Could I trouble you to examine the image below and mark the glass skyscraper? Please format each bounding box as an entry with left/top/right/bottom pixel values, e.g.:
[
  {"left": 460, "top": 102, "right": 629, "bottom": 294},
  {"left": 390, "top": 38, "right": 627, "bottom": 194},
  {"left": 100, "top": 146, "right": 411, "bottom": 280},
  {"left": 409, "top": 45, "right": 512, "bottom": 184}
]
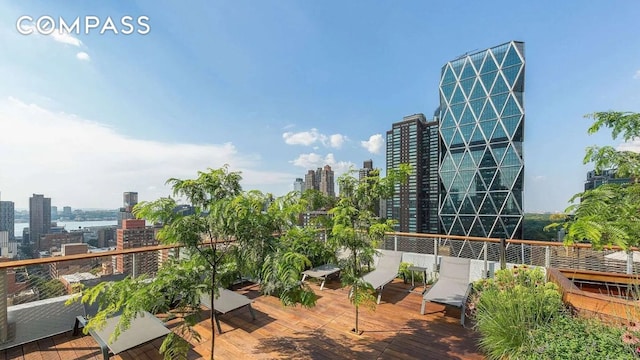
[{"left": 438, "top": 41, "right": 525, "bottom": 239}]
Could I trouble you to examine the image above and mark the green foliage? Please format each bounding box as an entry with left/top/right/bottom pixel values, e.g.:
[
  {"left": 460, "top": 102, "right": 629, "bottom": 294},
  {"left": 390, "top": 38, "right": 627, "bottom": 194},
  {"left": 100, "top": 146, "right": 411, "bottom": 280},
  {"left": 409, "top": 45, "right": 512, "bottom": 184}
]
[
  {"left": 71, "top": 166, "right": 320, "bottom": 360},
  {"left": 261, "top": 251, "right": 317, "bottom": 308},
  {"left": 548, "top": 111, "right": 640, "bottom": 250},
  {"left": 278, "top": 226, "right": 333, "bottom": 267},
  {"left": 472, "top": 266, "right": 564, "bottom": 360},
  {"left": 522, "top": 213, "right": 557, "bottom": 241},
  {"left": 521, "top": 315, "right": 631, "bottom": 359}
]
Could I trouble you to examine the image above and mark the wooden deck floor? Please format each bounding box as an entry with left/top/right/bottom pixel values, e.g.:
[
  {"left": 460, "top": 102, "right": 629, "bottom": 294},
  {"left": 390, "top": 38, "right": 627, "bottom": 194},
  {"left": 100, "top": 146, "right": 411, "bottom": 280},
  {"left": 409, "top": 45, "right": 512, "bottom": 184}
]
[{"left": 0, "top": 279, "right": 484, "bottom": 359}]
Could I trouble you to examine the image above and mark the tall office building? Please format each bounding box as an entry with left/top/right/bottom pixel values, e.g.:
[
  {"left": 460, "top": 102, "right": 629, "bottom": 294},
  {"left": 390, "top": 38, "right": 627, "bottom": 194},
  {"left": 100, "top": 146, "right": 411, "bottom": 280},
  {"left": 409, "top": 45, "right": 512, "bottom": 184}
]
[
  {"left": 293, "top": 178, "right": 304, "bottom": 193},
  {"left": 116, "top": 219, "right": 158, "bottom": 276},
  {"left": 118, "top": 191, "right": 138, "bottom": 228},
  {"left": 29, "top": 194, "right": 51, "bottom": 249},
  {"left": 0, "top": 200, "right": 15, "bottom": 241},
  {"left": 438, "top": 41, "right": 525, "bottom": 239},
  {"left": 359, "top": 159, "right": 374, "bottom": 181},
  {"left": 386, "top": 114, "right": 440, "bottom": 234},
  {"left": 319, "top": 165, "right": 335, "bottom": 197},
  {"left": 304, "top": 170, "right": 317, "bottom": 192}
]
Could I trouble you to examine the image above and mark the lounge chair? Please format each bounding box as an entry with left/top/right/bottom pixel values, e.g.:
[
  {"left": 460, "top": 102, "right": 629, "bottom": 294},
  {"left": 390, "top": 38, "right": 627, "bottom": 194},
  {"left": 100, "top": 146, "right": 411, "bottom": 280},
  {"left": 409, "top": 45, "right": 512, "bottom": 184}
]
[
  {"left": 73, "top": 299, "right": 170, "bottom": 360},
  {"left": 362, "top": 250, "right": 403, "bottom": 304},
  {"left": 200, "top": 288, "right": 256, "bottom": 334},
  {"left": 420, "top": 256, "right": 472, "bottom": 326},
  {"left": 301, "top": 264, "right": 341, "bottom": 290},
  {"left": 301, "top": 249, "right": 350, "bottom": 290}
]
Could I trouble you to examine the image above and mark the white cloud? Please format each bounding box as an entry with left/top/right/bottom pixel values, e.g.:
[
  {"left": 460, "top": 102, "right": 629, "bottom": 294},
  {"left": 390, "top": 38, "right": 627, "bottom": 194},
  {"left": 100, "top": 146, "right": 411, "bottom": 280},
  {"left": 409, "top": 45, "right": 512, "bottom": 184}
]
[
  {"left": 283, "top": 128, "right": 321, "bottom": 146},
  {"left": 51, "top": 30, "right": 83, "bottom": 47},
  {"left": 282, "top": 128, "right": 347, "bottom": 149},
  {"left": 617, "top": 138, "right": 640, "bottom": 153},
  {"left": 0, "top": 97, "right": 295, "bottom": 208},
  {"left": 328, "top": 134, "right": 346, "bottom": 149},
  {"left": 361, "top": 134, "right": 384, "bottom": 154},
  {"left": 21, "top": 24, "right": 83, "bottom": 47},
  {"left": 634, "top": 70, "right": 640, "bottom": 80},
  {"left": 290, "top": 152, "right": 354, "bottom": 176},
  {"left": 76, "top": 52, "right": 90, "bottom": 61}
]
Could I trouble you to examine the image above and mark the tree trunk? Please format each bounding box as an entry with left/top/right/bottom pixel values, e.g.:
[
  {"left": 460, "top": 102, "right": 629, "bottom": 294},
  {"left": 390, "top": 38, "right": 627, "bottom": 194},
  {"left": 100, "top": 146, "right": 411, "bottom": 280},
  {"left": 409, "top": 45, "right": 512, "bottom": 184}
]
[{"left": 210, "top": 274, "right": 215, "bottom": 360}]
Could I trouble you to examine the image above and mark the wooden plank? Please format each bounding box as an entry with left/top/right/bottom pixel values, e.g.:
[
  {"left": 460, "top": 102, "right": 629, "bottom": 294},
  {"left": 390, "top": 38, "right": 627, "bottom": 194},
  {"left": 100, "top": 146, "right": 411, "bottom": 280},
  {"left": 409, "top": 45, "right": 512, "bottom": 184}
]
[{"left": 5, "top": 280, "right": 484, "bottom": 359}]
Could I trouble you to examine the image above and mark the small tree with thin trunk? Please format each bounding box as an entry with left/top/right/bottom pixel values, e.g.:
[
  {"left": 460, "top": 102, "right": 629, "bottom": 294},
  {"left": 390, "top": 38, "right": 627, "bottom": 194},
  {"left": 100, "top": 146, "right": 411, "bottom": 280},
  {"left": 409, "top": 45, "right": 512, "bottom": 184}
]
[
  {"left": 328, "top": 164, "right": 411, "bottom": 334},
  {"left": 74, "top": 166, "right": 317, "bottom": 359}
]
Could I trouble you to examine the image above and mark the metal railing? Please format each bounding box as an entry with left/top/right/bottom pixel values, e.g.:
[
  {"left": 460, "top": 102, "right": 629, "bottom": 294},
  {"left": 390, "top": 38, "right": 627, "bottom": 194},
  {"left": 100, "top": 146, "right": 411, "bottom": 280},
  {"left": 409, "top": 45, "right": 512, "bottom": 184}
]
[
  {"left": 0, "top": 232, "right": 637, "bottom": 349},
  {"left": 380, "top": 232, "right": 640, "bottom": 275}
]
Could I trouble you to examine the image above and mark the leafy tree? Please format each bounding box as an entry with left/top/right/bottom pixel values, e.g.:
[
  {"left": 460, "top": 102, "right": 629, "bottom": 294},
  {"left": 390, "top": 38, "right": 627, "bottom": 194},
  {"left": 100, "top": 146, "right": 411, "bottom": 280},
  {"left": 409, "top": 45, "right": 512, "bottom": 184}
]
[
  {"left": 73, "top": 166, "right": 317, "bottom": 359},
  {"left": 328, "top": 165, "right": 411, "bottom": 334},
  {"left": 547, "top": 112, "right": 640, "bottom": 250}
]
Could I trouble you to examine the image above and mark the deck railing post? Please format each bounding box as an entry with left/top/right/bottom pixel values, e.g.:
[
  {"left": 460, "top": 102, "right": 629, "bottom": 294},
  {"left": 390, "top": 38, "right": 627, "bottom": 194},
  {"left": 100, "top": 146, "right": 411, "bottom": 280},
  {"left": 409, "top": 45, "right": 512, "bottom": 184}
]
[
  {"left": 132, "top": 253, "right": 137, "bottom": 278},
  {"left": 394, "top": 235, "right": 398, "bottom": 252},
  {"left": 545, "top": 246, "right": 551, "bottom": 269},
  {"left": 433, "top": 238, "right": 438, "bottom": 257},
  {"left": 0, "top": 267, "right": 8, "bottom": 343},
  {"left": 499, "top": 238, "right": 506, "bottom": 270},
  {"left": 483, "top": 242, "right": 489, "bottom": 278},
  {"left": 627, "top": 251, "right": 633, "bottom": 275}
]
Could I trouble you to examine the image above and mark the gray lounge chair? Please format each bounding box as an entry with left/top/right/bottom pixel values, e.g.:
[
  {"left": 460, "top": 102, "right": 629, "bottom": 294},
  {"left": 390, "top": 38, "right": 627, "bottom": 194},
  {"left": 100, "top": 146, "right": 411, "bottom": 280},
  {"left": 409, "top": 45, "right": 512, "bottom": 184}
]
[
  {"left": 301, "top": 264, "right": 342, "bottom": 290},
  {"left": 420, "top": 256, "right": 472, "bottom": 326},
  {"left": 200, "top": 288, "right": 256, "bottom": 334},
  {"left": 301, "top": 249, "right": 351, "bottom": 290},
  {"left": 73, "top": 300, "right": 170, "bottom": 360},
  {"left": 362, "top": 250, "right": 403, "bottom": 304}
]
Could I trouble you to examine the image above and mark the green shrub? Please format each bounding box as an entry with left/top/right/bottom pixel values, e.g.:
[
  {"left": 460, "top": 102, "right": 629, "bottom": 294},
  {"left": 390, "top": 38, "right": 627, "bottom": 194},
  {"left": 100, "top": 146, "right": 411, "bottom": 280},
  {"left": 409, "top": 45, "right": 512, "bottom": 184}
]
[
  {"left": 472, "top": 266, "right": 564, "bottom": 360},
  {"left": 522, "top": 314, "right": 631, "bottom": 359}
]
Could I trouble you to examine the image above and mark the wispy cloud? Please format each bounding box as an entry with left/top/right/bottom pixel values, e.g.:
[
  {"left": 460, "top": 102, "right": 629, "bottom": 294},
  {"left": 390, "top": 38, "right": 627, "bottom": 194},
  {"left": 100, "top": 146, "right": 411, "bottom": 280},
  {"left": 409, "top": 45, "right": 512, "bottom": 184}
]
[
  {"left": 634, "top": 70, "right": 640, "bottom": 80},
  {"left": 76, "top": 52, "right": 90, "bottom": 61},
  {"left": 282, "top": 128, "right": 347, "bottom": 149},
  {"left": 361, "top": 134, "right": 384, "bottom": 154},
  {"left": 21, "top": 24, "right": 89, "bottom": 60},
  {"left": 0, "top": 97, "right": 294, "bottom": 208},
  {"left": 51, "top": 30, "right": 83, "bottom": 47}
]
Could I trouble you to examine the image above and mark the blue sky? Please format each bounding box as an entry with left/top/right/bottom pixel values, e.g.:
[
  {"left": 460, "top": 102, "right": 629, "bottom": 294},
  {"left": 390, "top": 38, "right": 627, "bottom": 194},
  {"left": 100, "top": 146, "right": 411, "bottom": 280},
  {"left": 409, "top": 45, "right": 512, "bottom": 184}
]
[{"left": 0, "top": 1, "right": 639, "bottom": 211}]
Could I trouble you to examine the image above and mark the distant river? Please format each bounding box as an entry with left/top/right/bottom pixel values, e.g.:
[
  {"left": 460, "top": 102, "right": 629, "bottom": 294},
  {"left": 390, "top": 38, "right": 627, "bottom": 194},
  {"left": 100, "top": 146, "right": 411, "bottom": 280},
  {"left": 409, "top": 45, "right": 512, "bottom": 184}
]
[{"left": 14, "top": 220, "right": 117, "bottom": 236}]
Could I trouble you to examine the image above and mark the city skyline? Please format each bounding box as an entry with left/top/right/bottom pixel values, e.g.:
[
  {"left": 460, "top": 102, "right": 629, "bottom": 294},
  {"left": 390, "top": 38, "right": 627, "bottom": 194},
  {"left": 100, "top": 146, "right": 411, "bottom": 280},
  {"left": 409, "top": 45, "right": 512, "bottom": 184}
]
[{"left": 1, "top": 1, "right": 639, "bottom": 211}]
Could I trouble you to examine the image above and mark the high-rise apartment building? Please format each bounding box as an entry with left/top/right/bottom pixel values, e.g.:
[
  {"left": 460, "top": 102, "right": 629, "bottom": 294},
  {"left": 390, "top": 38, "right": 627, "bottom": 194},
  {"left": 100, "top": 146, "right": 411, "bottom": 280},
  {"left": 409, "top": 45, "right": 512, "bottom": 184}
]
[
  {"left": 438, "top": 41, "right": 525, "bottom": 239},
  {"left": 304, "top": 170, "right": 316, "bottom": 192},
  {"left": 116, "top": 219, "right": 158, "bottom": 276},
  {"left": 386, "top": 114, "right": 440, "bottom": 234},
  {"left": 293, "top": 178, "right": 304, "bottom": 193},
  {"left": 29, "top": 194, "right": 51, "bottom": 249},
  {"left": 0, "top": 200, "right": 15, "bottom": 241},
  {"left": 118, "top": 191, "right": 138, "bottom": 228},
  {"left": 319, "top": 165, "right": 335, "bottom": 197}
]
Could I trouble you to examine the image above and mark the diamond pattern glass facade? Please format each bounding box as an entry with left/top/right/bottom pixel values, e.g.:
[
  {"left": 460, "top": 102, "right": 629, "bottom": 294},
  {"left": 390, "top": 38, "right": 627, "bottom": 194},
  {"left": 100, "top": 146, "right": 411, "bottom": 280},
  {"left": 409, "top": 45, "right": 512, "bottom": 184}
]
[{"left": 438, "top": 41, "right": 525, "bottom": 239}]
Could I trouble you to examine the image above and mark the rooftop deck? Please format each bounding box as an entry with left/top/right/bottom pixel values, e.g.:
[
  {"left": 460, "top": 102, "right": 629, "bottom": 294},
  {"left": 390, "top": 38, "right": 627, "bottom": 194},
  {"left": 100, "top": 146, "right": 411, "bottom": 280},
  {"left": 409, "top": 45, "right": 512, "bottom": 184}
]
[{"left": 0, "top": 279, "right": 483, "bottom": 359}]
